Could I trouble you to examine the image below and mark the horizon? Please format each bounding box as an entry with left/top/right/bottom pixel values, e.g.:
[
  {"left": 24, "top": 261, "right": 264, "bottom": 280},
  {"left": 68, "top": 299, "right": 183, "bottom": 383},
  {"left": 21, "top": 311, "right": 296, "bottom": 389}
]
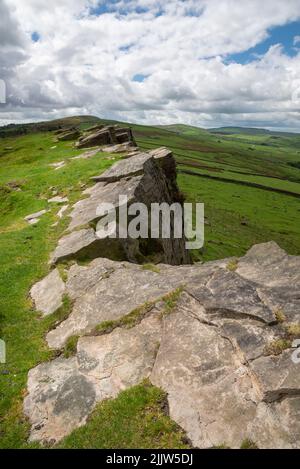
[{"left": 1, "top": 114, "right": 300, "bottom": 135}]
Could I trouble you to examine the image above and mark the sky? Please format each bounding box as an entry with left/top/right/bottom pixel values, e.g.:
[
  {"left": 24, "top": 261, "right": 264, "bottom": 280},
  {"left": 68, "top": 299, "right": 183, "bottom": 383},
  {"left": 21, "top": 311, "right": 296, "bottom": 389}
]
[{"left": 0, "top": 0, "right": 300, "bottom": 131}]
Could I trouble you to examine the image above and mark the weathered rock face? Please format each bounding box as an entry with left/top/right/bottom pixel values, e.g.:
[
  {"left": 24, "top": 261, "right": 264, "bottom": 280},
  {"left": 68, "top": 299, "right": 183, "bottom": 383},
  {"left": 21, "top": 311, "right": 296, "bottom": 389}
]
[
  {"left": 25, "top": 242, "right": 300, "bottom": 447},
  {"left": 75, "top": 125, "right": 136, "bottom": 150},
  {"left": 50, "top": 148, "right": 191, "bottom": 266},
  {"left": 57, "top": 129, "right": 80, "bottom": 141}
]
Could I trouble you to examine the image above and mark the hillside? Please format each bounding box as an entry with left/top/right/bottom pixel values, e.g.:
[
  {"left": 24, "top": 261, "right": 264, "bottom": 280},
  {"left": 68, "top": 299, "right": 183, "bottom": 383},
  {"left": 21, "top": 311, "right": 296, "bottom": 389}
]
[
  {"left": 0, "top": 116, "right": 300, "bottom": 448},
  {"left": 209, "top": 126, "right": 300, "bottom": 137}
]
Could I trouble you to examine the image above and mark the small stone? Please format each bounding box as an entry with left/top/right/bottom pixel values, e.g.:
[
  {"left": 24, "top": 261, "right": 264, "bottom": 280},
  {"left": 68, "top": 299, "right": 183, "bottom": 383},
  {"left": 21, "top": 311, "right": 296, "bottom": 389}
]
[
  {"left": 25, "top": 210, "right": 47, "bottom": 222},
  {"left": 57, "top": 205, "right": 69, "bottom": 219},
  {"left": 48, "top": 196, "right": 69, "bottom": 204},
  {"left": 49, "top": 161, "right": 65, "bottom": 170}
]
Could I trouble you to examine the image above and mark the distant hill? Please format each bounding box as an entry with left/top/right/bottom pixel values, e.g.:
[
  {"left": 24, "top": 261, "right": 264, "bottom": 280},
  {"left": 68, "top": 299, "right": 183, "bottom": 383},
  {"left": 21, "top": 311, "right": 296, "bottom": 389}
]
[
  {"left": 208, "top": 126, "right": 300, "bottom": 137},
  {"left": 0, "top": 115, "right": 101, "bottom": 138},
  {"left": 158, "top": 124, "right": 211, "bottom": 137}
]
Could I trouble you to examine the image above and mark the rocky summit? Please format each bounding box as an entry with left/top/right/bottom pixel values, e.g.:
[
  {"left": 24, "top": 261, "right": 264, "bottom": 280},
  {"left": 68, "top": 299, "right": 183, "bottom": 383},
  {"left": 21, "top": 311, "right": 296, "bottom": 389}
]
[{"left": 25, "top": 148, "right": 300, "bottom": 448}]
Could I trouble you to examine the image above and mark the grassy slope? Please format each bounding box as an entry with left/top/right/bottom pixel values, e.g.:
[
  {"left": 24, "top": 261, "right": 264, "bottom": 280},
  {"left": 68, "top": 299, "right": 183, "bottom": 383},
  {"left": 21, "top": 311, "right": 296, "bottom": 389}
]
[
  {"left": 0, "top": 116, "right": 300, "bottom": 448},
  {"left": 131, "top": 122, "right": 300, "bottom": 261}
]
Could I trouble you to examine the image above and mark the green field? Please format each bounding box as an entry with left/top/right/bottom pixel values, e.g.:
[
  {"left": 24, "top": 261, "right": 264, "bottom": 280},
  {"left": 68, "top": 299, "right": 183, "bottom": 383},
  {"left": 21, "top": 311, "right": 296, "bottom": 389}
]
[{"left": 0, "top": 116, "right": 299, "bottom": 448}]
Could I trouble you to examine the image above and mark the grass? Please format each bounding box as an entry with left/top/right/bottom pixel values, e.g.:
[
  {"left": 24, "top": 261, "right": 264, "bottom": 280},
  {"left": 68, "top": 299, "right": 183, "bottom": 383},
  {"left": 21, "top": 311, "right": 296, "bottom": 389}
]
[
  {"left": 161, "top": 287, "right": 184, "bottom": 316},
  {"left": 284, "top": 323, "right": 300, "bottom": 338},
  {"left": 274, "top": 309, "right": 286, "bottom": 324},
  {"left": 240, "top": 439, "right": 259, "bottom": 449},
  {"left": 227, "top": 259, "right": 238, "bottom": 272},
  {"left": 264, "top": 339, "right": 292, "bottom": 356},
  {"left": 93, "top": 301, "right": 155, "bottom": 336},
  {"left": 58, "top": 381, "right": 190, "bottom": 449},
  {"left": 132, "top": 120, "right": 300, "bottom": 262},
  {"left": 0, "top": 131, "right": 116, "bottom": 448},
  {"left": 63, "top": 335, "right": 80, "bottom": 358},
  {"left": 93, "top": 287, "right": 184, "bottom": 336},
  {"left": 142, "top": 263, "right": 161, "bottom": 273}
]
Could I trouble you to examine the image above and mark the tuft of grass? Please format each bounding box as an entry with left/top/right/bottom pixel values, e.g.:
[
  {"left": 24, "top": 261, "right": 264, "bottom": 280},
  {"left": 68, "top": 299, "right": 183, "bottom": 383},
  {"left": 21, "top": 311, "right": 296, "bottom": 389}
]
[
  {"left": 275, "top": 309, "right": 286, "bottom": 323},
  {"left": 142, "top": 263, "right": 161, "bottom": 274},
  {"left": 63, "top": 335, "right": 80, "bottom": 358},
  {"left": 93, "top": 287, "right": 184, "bottom": 336},
  {"left": 93, "top": 302, "right": 154, "bottom": 336},
  {"left": 240, "top": 438, "right": 259, "bottom": 449},
  {"left": 162, "top": 287, "right": 184, "bottom": 316},
  {"left": 58, "top": 381, "right": 190, "bottom": 449},
  {"left": 284, "top": 323, "right": 300, "bottom": 338},
  {"left": 212, "top": 443, "right": 230, "bottom": 449},
  {"left": 56, "top": 265, "right": 68, "bottom": 282},
  {"left": 227, "top": 259, "right": 238, "bottom": 272},
  {"left": 264, "top": 338, "right": 291, "bottom": 356}
]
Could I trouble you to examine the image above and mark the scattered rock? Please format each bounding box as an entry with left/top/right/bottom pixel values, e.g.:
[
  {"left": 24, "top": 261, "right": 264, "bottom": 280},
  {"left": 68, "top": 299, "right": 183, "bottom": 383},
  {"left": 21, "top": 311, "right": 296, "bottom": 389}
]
[
  {"left": 48, "top": 196, "right": 69, "bottom": 204},
  {"left": 30, "top": 269, "right": 65, "bottom": 316},
  {"left": 57, "top": 205, "right": 69, "bottom": 219},
  {"left": 24, "top": 210, "right": 47, "bottom": 224},
  {"left": 72, "top": 149, "right": 101, "bottom": 160},
  {"left": 49, "top": 161, "right": 66, "bottom": 170}
]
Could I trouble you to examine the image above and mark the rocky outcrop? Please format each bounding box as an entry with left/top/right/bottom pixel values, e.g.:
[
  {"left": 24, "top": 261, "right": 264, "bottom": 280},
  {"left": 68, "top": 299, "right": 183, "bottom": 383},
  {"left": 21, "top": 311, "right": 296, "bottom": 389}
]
[
  {"left": 50, "top": 148, "right": 190, "bottom": 266},
  {"left": 25, "top": 242, "right": 300, "bottom": 447},
  {"left": 75, "top": 125, "right": 136, "bottom": 150},
  {"left": 57, "top": 129, "right": 80, "bottom": 142},
  {"left": 24, "top": 137, "right": 300, "bottom": 448}
]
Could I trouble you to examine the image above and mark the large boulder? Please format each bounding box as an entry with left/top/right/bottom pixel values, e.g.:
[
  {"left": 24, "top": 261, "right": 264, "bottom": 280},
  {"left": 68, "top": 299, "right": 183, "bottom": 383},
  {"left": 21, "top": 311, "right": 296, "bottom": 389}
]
[{"left": 50, "top": 149, "right": 191, "bottom": 266}]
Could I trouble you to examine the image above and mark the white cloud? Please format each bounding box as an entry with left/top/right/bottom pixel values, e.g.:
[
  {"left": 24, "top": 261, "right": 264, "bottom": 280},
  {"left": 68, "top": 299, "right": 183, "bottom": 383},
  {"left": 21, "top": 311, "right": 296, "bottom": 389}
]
[{"left": 0, "top": 0, "right": 300, "bottom": 130}]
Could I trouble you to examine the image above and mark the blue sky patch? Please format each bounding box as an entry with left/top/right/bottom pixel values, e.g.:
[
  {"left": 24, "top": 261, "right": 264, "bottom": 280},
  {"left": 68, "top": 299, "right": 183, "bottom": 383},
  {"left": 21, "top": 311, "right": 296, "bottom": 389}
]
[
  {"left": 31, "top": 31, "right": 40, "bottom": 42},
  {"left": 89, "top": 1, "right": 150, "bottom": 16},
  {"left": 226, "top": 21, "right": 300, "bottom": 64},
  {"left": 132, "top": 74, "right": 148, "bottom": 82}
]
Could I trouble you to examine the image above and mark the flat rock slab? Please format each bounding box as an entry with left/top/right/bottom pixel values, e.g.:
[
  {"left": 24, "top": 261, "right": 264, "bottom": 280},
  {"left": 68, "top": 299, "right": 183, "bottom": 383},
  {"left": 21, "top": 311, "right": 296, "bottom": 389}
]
[
  {"left": 30, "top": 269, "right": 65, "bottom": 316},
  {"left": 50, "top": 228, "right": 98, "bottom": 265},
  {"left": 46, "top": 260, "right": 183, "bottom": 349},
  {"left": 68, "top": 177, "right": 142, "bottom": 230},
  {"left": 24, "top": 313, "right": 162, "bottom": 444},
  {"left": 92, "top": 152, "right": 151, "bottom": 183}
]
